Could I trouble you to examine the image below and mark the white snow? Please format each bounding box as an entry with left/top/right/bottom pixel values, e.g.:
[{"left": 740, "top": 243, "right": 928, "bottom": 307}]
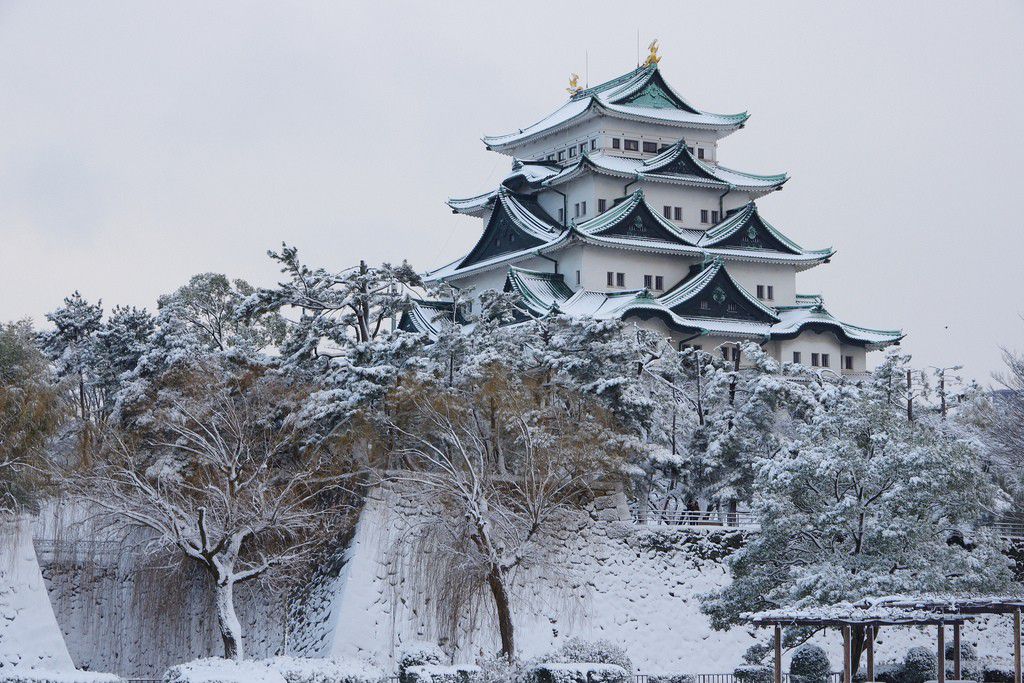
[
  {"left": 0, "top": 519, "right": 76, "bottom": 673},
  {"left": 163, "top": 658, "right": 286, "bottom": 683}
]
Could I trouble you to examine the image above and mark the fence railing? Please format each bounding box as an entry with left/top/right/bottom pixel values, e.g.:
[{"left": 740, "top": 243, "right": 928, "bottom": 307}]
[{"left": 634, "top": 674, "right": 844, "bottom": 683}]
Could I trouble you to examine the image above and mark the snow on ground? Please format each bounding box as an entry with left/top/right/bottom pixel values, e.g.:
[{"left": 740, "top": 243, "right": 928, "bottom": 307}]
[
  {"left": 0, "top": 518, "right": 76, "bottom": 673},
  {"left": 289, "top": 485, "right": 1024, "bottom": 675}
]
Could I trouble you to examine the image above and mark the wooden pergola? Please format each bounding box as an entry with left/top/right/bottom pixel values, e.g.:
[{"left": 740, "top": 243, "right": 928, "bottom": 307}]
[
  {"left": 745, "top": 605, "right": 974, "bottom": 683},
  {"left": 864, "top": 596, "right": 1024, "bottom": 683}
]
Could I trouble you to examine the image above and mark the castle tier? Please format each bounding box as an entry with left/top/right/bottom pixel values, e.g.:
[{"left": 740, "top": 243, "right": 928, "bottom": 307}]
[{"left": 407, "top": 57, "right": 902, "bottom": 374}]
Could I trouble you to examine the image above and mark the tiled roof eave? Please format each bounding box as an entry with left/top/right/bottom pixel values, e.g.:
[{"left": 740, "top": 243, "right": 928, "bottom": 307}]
[
  {"left": 422, "top": 233, "right": 570, "bottom": 283},
  {"left": 482, "top": 100, "right": 600, "bottom": 151},
  {"left": 600, "top": 104, "right": 748, "bottom": 131}
]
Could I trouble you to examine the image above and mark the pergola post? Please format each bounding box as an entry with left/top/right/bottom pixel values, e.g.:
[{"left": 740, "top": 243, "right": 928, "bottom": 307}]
[
  {"left": 953, "top": 622, "right": 961, "bottom": 680},
  {"left": 843, "top": 625, "right": 852, "bottom": 683},
  {"left": 774, "top": 624, "right": 783, "bottom": 683},
  {"left": 1015, "top": 609, "right": 1022, "bottom": 683},
  {"left": 937, "top": 623, "right": 946, "bottom": 683},
  {"left": 866, "top": 625, "right": 875, "bottom": 682}
]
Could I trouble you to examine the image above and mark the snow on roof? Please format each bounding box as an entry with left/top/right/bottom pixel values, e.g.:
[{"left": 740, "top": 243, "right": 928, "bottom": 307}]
[
  {"left": 863, "top": 594, "right": 1024, "bottom": 615},
  {"left": 773, "top": 296, "right": 903, "bottom": 349},
  {"left": 504, "top": 267, "right": 575, "bottom": 315},
  {"left": 542, "top": 144, "right": 787, "bottom": 194},
  {"left": 659, "top": 259, "right": 780, "bottom": 322},
  {"left": 745, "top": 603, "right": 974, "bottom": 626},
  {"left": 482, "top": 65, "right": 748, "bottom": 151}
]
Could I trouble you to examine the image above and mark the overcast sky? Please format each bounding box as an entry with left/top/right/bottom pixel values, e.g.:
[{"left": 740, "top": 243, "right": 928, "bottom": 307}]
[{"left": 1, "top": 1, "right": 1022, "bottom": 382}]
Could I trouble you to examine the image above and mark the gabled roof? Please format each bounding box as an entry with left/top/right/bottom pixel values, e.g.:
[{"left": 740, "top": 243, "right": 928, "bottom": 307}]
[
  {"left": 503, "top": 267, "right": 575, "bottom": 316},
  {"left": 698, "top": 202, "right": 834, "bottom": 268},
  {"left": 456, "top": 188, "right": 562, "bottom": 270},
  {"left": 398, "top": 297, "right": 470, "bottom": 337},
  {"left": 773, "top": 294, "right": 904, "bottom": 349},
  {"left": 482, "top": 64, "right": 749, "bottom": 152},
  {"left": 658, "top": 259, "right": 780, "bottom": 324},
  {"left": 542, "top": 142, "right": 787, "bottom": 195},
  {"left": 572, "top": 189, "right": 701, "bottom": 252}
]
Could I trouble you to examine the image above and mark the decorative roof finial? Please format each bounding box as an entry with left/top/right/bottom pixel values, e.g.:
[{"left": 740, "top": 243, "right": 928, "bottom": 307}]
[
  {"left": 566, "top": 73, "right": 583, "bottom": 96},
  {"left": 644, "top": 39, "right": 661, "bottom": 67}
]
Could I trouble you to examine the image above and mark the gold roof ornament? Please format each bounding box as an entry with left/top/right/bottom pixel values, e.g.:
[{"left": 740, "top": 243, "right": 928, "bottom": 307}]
[
  {"left": 566, "top": 72, "right": 583, "bottom": 95},
  {"left": 644, "top": 39, "right": 661, "bottom": 66}
]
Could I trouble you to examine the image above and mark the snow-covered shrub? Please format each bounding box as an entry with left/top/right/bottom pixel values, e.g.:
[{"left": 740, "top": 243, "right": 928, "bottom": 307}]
[
  {"left": 900, "top": 647, "right": 936, "bottom": 683},
  {"left": 528, "top": 662, "right": 628, "bottom": 683},
  {"left": 873, "top": 661, "right": 902, "bottom": 683},
  {"left": 398, "top": 643, "right": 446, "bottom": 683},
  {"left": 1, "top": 670, "right": 122, "bottom": 683},
  {"left": 946, "top": 643, "right": 979, "bottom": 662},
  {"left": 743, "top": 644, "right": 771, "bottom": 665},
  {"left": 546, "top": 637, "right": 633, "bottom": 674},
  {"left": 648, "top": 674, "right": 696, "bottom": 683},
  {"left": 404, "top": 664, "right": 481, "bottom": 683},
  {"left": 734, "top": 664, "right": 773, "bottom": 683},
  {"left": 478, "top": 657, "right": 528, "bottom": 683},
  {"left": 265, "top": 655, "right": 384, "bottom": 683},
  {"left": 982, "top": 660, "right": 1015, "bottom": 683},
  {"left": 164, "top": 657, "right": 287, "bottom": 683},
  {"left": 789, "top": 644, "right": 831, "bottom": 683}
]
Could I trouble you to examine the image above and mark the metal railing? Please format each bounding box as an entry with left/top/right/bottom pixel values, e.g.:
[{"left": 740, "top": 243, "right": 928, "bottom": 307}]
[{"left": 633, "top": 510, "right": 759, "bottom": 529}]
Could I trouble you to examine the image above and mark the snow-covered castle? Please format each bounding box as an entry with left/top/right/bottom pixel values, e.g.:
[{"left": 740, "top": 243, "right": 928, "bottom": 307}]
[{"left": 409, "top": 44, "right": 902, "bottom": 373}]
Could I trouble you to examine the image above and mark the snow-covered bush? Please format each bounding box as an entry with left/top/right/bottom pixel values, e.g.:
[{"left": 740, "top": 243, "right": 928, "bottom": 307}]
[
  {"left": 398, "top": 643, "right": 446, "bottom": 683},
  {"left": 873, "top": 661, "right": 901, "bottom": 683},
  {"left": 265, "top": 656, "right": 384, "bottom": 683},
  {"left": 648, "top": 674, "right": 696, "bottom": 683},
  {"left": 789, "top": 644, "right": 830, "bottom": 683},
  {"left": 528, "top": 662, "right": 628, "bottom": 683},
  {"left": 478, "top": 656, "right": 528, "bottom": 683},
  {"left": 733, "top": 664, "right": 773, "bottom": 683},
  {"left": 1, "top": 670, "right": 122, "bottom": 683},
  {"left": 946, "top": 643, "right": 979, "bottom": 662},
  {"left": 982, "top": 660, "right": 1015, "bottom": 683},
  {"left": 546, "top": 637, "right": 633, "bottom": 674},
  {"left": 164, "top": 657, "right": 287, "bottom": 683},
  {"left": 900, "top": 647, "right": 937, "bottom": 683},
  {"left": 404, "top": 664, "right": 481, "bottom": 683}
]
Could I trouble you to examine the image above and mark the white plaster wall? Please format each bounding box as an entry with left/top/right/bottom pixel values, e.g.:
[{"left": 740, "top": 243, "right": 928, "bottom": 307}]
[
  {"left": 576, "top": 244, "right": 699, "bottom": 292},
  {"left": 721, "top": 261, "right": 797, "bottom": 307}
]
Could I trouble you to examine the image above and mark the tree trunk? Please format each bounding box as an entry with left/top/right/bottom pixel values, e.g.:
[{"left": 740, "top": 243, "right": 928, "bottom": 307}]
[
  {"left": 214, "top": 576, "right": 244, "bottom": 660},
  {"left": 486, "top": 568, "right": 516, "bottom": 661}
]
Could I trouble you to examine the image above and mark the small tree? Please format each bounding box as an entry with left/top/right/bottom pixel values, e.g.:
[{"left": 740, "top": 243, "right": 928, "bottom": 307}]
[
  {"left": 61, "top": 361, "right": 361, "bottom": 659},
  {"left": 382, "top": 368, "right": 632, "bottom": 661},
  {"left": 0, "top": 321, "right": 62, "bottom": 516}
]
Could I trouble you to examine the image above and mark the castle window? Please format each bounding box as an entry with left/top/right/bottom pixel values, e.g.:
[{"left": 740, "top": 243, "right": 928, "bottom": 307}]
[
  {"left": 576, "top": 270, "right": 581, "bottom": 285},
  {"left": 615, "top": 272, "right": 625, "bottom": 287},
  {"left": 547, "top": 154, "right": 554, "bottom": 160},
  {"left": 590, "top": 139, "right": 597, "bottom": 150},
  {"left": 607, "top": 271, "right": 614, "bottom": 286},
  {"left": 659, "top": 144, "right": 671, "bottom": 152},
  {"left": 644, "top": 274, "right": 653, "bottom": 289},
  {"left": 701, "top": 209, "right": 709, "bottom": 223},
  {"left": 598, "top": 199, "right": 607, "bottom": 212},
  {"left": 624, "top": 139, "right": 639, "bottom": 151},
  {"left": 687, "top": 146, "right": 695, "bottom": 154},
  {"left": 821, "top": 353, "right": 831, "bottom": 368},
  {"left": 580, "top": 201, "right": 586, "bottom": 216},
  {"left": 579, "top": 143, "right": 586, "bottom": 154},
  {"left": 700, "top": 300, "right": 710, "bottom": 311},
  {"left": 573, "top": 203, "right": 580, "bottom": 218},
  {"left": 811, "top": 353, "right": 820, "bottom": 367},
  {"left": 727, "top": 303, "right": 737, "bottom": 313},
  {"left": 793, "top": 351, "right": 802, "bottom": 364},
  {"left": 766, "top": 285, "right": 774, "bottom": 300},
  {"left": 643, "top": 141, "right": 658, "bottom": 153},
  {"left": 844, "top": 355, "right": 854, "bottom": 370},
  {"left": 697, "top": 147, "right": 705, "bottom": 159},
  {"left": 663, "top": 206, "right": 672, "bottom": 219},
  {"left": 558, "top": 208, "right": 564, "bottom": 222},
  {"left": 721, "top": 347, "right": 730, "bottom": 360},
  {"left": 612, "top": 138, "right": 621, "bottom": 149},
  {"left": 673, "top": 207, "right": 682, "bottom": 220},
  {"left": 655, "top": 276, "right": 664, "bottom": 290},
  {"left": 757, "top": 285, "right": 765, "bottom": 299},
  {"left": 568, "top": 146, "right": 577, "bottom": 158},
  {"left": 557, "top": 150, "right": 565, "bottom": 161},
  {"left": 711, "top": 210, "right": 720, "bottom": 223}
]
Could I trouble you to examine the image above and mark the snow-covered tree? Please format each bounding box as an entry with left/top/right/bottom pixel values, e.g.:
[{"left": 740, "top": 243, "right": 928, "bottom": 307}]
[
  {"left": 0, "top": 320, "right": 62, "bottom": 516},
  {"left": 38, "top": 291, "right": 103, "bottom": 423},
  {"left": 380, "top": 364, "right": 636, "bottom": 661},
  {"left": 703, "top": 365, "right": 1016, "bottom": 670},
  {"left": 60, "top": 359, "right": 361, "bottom": 659}
]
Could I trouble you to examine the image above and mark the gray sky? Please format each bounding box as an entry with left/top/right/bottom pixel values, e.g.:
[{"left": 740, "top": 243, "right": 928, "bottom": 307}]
[{"left": 1, "top": 1, "right": 1022, "bottom": 382}]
